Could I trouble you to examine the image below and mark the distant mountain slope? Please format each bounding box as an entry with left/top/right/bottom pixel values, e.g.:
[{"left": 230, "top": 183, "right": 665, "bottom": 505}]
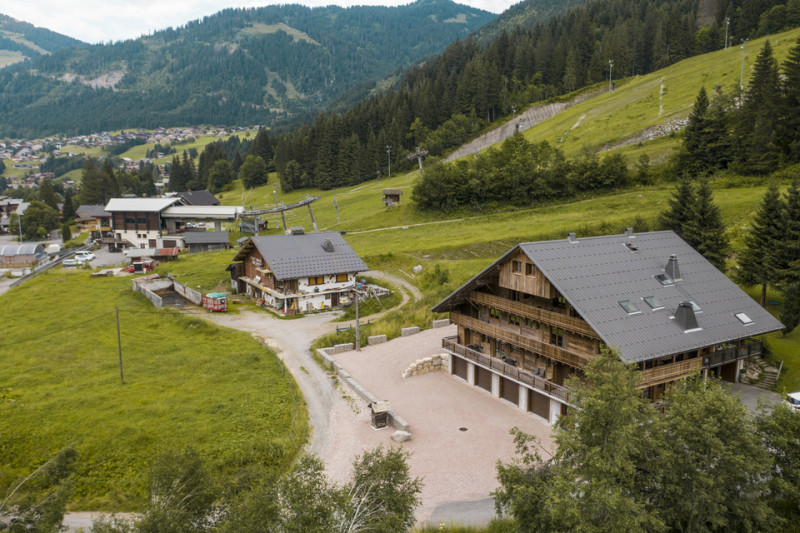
[
  {"left": 0, "top": 13, "right": 84, "bottom": 67},
  {"left": 472, "top": 0, "right": 590, "bottom": 42},
  {"left": 0, "top": 0, "right": 494, "bottom": 137}
]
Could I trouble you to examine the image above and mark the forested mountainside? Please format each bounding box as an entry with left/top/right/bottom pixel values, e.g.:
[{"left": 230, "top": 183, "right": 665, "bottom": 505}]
[
  {"left": 269, "top": 0, "right": 800, "bottom": 191},
  {"left": 472, "top": 0, "right": 590, "bottom": 43},
  {"left": 0, "top": 13, "right": 84, "bottom": 66},
  {"left": 0, "top": 0, "right": 493, "bottom": 138}
]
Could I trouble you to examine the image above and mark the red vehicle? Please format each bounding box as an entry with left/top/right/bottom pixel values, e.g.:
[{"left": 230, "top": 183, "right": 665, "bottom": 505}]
[
  {"left": 125, "top": 260, "right": 155, "bottom": 273},
  {"left": 202, "top": 292, "right": 228, "bottom": 312}
]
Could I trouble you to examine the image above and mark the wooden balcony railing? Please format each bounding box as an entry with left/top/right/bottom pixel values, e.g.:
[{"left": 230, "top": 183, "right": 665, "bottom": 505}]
[
  {"left": 639, "top": 358, "right": 703, "bottom": 388},
  {"left": 442, "top": 336, "right": 571, "bottom": 403},
  {"left": 703, "top": 341, "right": 763, "bottom": 367},
  {"left": 450, "top": 312, "right": 593, "bottom": 369},
  {"left": 470, "top": 291, "right": 599, "bottom": 340}
]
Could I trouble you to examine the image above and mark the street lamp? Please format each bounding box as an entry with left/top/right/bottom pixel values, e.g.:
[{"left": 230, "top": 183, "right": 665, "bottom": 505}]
[
  {"left": 740, "top": 39, "right": 749, "bottom": 91},
  {"left": 608, "top": 59, "right": 614, "bottom": 92},
  {"left": 724, "top": 17, "right": 730, "bottom": 50},
  {"left": 272, "top": 185, "right": 279, "bottom": 230},
  {"left": 386, "top": 146, "right": 392, "bottom": 179}
]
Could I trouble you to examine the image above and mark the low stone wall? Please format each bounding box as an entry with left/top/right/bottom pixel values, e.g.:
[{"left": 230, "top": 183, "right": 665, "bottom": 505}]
[
  {"left": 432, "top": 318, "right": 450, "bottom": 328},
  {"left": 402, "top": 353, "right": 448, "bottom": 379},
  {"left": 368, "top": 334, "right": 388, "bottom": 345},
  {"left": 316, "top": 347, "right": 410, "bottom": 433},
  {"left": 401, "top": 326, "right": 420, "bottom": 337}
]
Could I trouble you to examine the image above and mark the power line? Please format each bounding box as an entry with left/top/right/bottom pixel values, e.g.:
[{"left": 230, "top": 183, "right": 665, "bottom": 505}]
[{"left": 0, "top": 312, "right": 114, "bottom": 349}]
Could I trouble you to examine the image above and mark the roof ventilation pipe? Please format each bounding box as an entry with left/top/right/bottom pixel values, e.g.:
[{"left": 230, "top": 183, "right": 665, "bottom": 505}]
[
  {"left": 624, "top": 227, "right": 634, "bottom": 237},
  {"left": 567, "top": 232, "right": 577, "bottom": 243},
  {"left": 675, "top": 301, "right": 698, "bottom": 331},
  {"left": 322, "top": 238, "right": 334, "bottom": 253},
  {"left": 665, "top": 254, "right": 681, "bottom": 281}
]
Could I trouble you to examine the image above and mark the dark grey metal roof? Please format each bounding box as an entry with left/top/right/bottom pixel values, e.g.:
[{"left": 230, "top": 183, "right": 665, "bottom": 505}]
[
  {"left": 236, "top": 232, "right": 367, "bottom": 281},
  {"left": 177, "top": 190, "right": 220, "bottom": 206},
  {"left": 75, "top": 205, "right": 110, "bottom": 218},
  {"left": 433, "top": 231, "right": 784, "bottom": 364},
  {"left": 184, "top": 231, "right": 230, "bottom": 245}
]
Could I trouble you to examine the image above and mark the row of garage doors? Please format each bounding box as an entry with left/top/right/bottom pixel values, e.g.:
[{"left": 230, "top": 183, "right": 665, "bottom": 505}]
[{"left": 452, "top": 355, "right": 551, "bottom": 420}]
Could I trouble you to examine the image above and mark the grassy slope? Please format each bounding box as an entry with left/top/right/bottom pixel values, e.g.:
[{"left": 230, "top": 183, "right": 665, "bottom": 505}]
[
  {"left": 0, "top": 268, "right": 307, "bottom": 510},
  {"left": 119, "top": 130, "right": 257, "bottom": 163},
  {"left": 521, "top": 27, "right": 800, "bottom": 163}
]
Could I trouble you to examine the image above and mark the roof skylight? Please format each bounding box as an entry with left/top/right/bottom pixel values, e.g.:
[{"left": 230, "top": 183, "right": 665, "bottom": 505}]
[
  {"left": 643, "top": 296, "right": 664, "bottom": 310},
  {"left": 619, "top": 300, "right": 640, "bottom": 314},
  {"left": 735, "top": 312, "right": 753, "bottom": 325},
  {"left": 655, "top": 273, "right": 674, "bottom": 286}
]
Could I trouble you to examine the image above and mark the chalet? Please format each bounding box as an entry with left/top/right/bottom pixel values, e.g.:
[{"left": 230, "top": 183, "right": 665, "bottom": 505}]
[
  {"left": 184, "top": 231, "right": 231, "bottom": 254},
  {"left": 382, "top": 189, "right": 402, "bottom": 206},
  {"left": 228, "top": 230, "right": 368, "bottom": 314},
  {"left": 432, "top": 230, "right": 784, "bottom": 423},
  {"left": 75, "top": 205, "right": 112, "bottom": 241},
  {"left": 104, "top": 197, "right": 184, "bottom": 249}
]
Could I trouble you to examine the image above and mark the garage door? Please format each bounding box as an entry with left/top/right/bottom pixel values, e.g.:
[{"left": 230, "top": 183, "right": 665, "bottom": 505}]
[
  {"left": 453, "top": 356, "right": 467, "bottom": 380},
  {"left": 475, "top": 366, "right": 492, "bottom": 392},
  {"left": 529, "top": 389, "right": 549, "bottom": 420},
  {"left": 500, "top": 377, "right": 519, "bottom": 405}
]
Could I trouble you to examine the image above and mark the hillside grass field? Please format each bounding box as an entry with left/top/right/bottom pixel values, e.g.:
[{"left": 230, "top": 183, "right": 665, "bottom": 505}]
[
  {"left": 0, "top": 269, "right": 307, "bottom": 510},
  {"left": 119, "top": 130, "right": 257, "bottom": 163},
  {"left": 521, "top": 27, "right": 800, "bottom": 163}
]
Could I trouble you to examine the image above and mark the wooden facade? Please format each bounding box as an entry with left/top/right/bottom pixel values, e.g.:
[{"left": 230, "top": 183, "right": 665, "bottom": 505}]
[{"left": 438, "top": 247, "right": 767, "bottom": 418}]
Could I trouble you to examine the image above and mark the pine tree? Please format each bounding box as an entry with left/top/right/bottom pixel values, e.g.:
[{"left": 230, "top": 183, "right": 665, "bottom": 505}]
[
  {"left": 61, "top": 222, "right": 71, "bottom": 243},
  {"left": 683, "top": 87, "right": 709, "bottom": 159},
  {"left": 61, "top": 188, "right": 75, "bottom": 221},
  {"left": 658, "top": 179, "right": 695, "bottom": 237},
  {"left": 168, "top": 155, "right": 187, "bottom": 192},
  {"left": 735, "top": 183, "right": 785, "bottom": 306},
  {"left": 37, "top": 178, "right": 59, "bottom": 211},
  {"left": 735, "top": 41, "right": 781, "bottom": 174},
  {"left": 780, "top": 282, "right": 800, "bottom": 335},
  {"left": 683, "top": 179, "right": 729, "bottom": 271},
  {"left": 777, "top": 181, "right": 800, "bottom": 287},
  {"left": 780, "top": 38, "right": 800, "bottom": 163},
  {"left": 79, "top": 158, "right": 106, "bottom": 205}
]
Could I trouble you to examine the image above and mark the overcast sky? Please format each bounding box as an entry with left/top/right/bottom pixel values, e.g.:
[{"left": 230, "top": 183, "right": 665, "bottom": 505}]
[{"left": 4, "top": 1, "right": 520, "bottom": 44}]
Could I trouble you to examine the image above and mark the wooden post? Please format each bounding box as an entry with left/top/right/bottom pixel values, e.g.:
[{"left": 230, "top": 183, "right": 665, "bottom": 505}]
[
  {"left": 116, "top": 307, "right": 124, "bottom": 384},
  {"left": 355, "top": 281, "right": 360, "bottom": 351}
]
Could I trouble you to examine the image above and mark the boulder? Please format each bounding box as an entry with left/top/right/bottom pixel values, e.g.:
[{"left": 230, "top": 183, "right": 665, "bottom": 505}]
[{"left": 391, "top": 430, "right": 412, "bottom": 443}]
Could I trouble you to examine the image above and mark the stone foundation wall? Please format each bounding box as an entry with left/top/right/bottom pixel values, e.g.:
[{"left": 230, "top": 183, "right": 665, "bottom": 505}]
[{"left": 402, "top": 353, "right": 448, "bottom": 379}]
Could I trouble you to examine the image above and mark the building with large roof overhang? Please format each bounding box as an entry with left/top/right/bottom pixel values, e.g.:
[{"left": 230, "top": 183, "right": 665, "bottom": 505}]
[{"left": 432, "top": 230, "right": 784, "bottom": 423}]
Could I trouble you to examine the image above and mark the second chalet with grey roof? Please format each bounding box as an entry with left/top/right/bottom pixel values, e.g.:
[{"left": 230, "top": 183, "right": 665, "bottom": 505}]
[{"left": 433, "top": 230, "right": 784, "bottom": 365}]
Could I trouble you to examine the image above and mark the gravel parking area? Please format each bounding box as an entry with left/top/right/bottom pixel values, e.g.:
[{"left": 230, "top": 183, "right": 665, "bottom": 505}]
[{"left": 333, "top": 326, "right": 555, "bottom": 525}]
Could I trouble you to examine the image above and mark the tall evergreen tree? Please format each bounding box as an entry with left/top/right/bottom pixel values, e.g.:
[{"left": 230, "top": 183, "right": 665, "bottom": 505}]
[
  {"left": 101, "top": 159, "right": 119, "bottom": 202},
  {"left": 735, "top": 41, "right": 781, "bottom": 174},
  {"left": 683, "top": 87, "right": 710, "bottom": 160},
  {"left": 780, "top": 38, "right": 800, "bottom": 163},
  {"left": 61, "top": 187, "right": 75, "bottom": 221},
  {"left": 37, "top": 178, "right": 59, "bottom": 211},
  {"left": 777, "top": 181, "right": 800, "bottom": 287},
  {"left": 735, "top": 183, "right": 785, "bottom": 306},
  {"left": 683, "top": 179, "right": 729, "bottom": 271},
  {"left": 79, "top": 158, "right": 106, "bottom": 205},
  {"left": 780, "top": 283, "right": 800, "bottom": 335},
  {"left": 658, "top": 179, "right": 695, "bottom": 237}
]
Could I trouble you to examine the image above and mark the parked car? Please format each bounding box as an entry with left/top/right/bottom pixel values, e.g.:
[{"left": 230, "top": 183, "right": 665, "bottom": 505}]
[
  {"left": 62, "top": 258, "right": 78, "bottom": 267},
  {"left": 785, "top": 392, "right": 800, "bottom": 413},
  {"left": 74, "top": 251, "right": 96, "bottom": 262}
]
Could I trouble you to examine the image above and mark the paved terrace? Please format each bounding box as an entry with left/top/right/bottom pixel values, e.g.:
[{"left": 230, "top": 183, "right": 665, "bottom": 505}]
[{"left": 332, "top": 325, "right": 555, "bottom": 525}]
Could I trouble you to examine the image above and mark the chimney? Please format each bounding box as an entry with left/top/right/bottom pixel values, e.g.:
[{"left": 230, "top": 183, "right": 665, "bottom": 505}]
[
  {"left": 289, "top": 226, "right": 304, "bottom": 235},
  {"left": 567, "top": 232, "right": 577, "bottom": 243},
  {"left": 624, "top": 227, "right": 633, "bottom": 237},
  {"left": 665, "top": 254, "right": 681, "bottom": 281},
  {"left": 321, "top": 238, "right": 334, "bottom": 253},
  {"left": 675, "top": 301, "right": 698, "bottom": 331}
]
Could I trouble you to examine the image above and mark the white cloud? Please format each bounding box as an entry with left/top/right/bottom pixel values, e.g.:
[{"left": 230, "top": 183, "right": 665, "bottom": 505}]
[{"left": 3, "top": 1, "right": 521, "bottom": 44}]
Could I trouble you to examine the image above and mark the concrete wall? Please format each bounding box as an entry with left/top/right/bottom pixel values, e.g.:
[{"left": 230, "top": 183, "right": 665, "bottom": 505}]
[{"left": 173, "top": 280, "right": 202, "bottom": 305}]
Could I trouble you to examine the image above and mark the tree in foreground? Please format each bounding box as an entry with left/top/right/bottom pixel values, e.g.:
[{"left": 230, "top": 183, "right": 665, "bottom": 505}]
[
  {"left": 734, "top": 182, "right": 785, "bottom": 306},
  {"left": 777, "top": 181, "right": 800, "bottom": 287},
  {"left": 495, "top": 349, "right": 777, "bottom": 532},
  {"left": 779, "top": 282, "right": 800, "bottom": 335},
  {"left": 658, "top": 178, "right": 695, "bottom": 237},
  {"left": 239, "top": 155, "right": 268, "bottom": 189},
  {"left": 756, "top": 399, "right": 800, "bottom": 525}
]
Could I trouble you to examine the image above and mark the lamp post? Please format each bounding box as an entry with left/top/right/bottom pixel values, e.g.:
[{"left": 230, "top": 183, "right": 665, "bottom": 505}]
[
  {"left": 17, "top": 212, "right": 22, "bottom": 242},
  {"left": 608, "top": 59, "right": 614, "bottom": 92},
  {"left": 740, "top": 39, "right": 749, "bottom": 91},
  {"left": 386, "top": 145, "right": 392, "bottom": 179},
  {"left": 724, "top": 17, "right": 730, "bottom": 49},
  {"left": 353, "top": 280, "right": 360, "bottom": 351},
  {"left": 272, "top": 185, "right": 279, "bottom": 230}
]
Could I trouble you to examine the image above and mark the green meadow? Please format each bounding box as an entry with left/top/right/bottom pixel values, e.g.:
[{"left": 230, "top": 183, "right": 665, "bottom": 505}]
[{"left": 0, "top": 269, "right": 307, "bottom": 510}]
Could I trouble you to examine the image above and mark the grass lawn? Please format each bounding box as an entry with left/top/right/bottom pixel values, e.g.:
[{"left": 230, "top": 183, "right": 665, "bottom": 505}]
[
  {"left": 152, "top": 248, "right": 236, "bottom": 294},
  {"left": 60, "top": 144, "right": 107, "bottom": 157},
  {"left": 0, "top": 269, "right": 307, "bottom": 510},
  {"left": 120, "top": 130, "right": 257, "bottom": 163}
]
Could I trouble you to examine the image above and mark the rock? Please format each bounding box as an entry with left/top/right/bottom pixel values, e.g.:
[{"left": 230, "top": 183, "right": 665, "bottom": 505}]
[
  {"left": 412, "top": 265, "right": 423, "bottom": 274},
  {"left": 391, "top": 430, "right": 412, "bottom": 443}
]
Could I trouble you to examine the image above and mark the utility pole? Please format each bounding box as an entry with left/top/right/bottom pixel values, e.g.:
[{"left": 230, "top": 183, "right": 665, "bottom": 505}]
[
  {"left": 333, "top": 195, "right": 340, "bottom": 224},
  {"left": 386, "top": 145, "right": 392, "bottom": 179},
  {"left": 17, "top": 213, "right": 22, "bottom": 242},
  {"left": 354, "top": 281, "right": 360, "bottom": 351},
  {"left": 724, "top": 17, "right": 730, "bottom": 49},
  {"left": 740, "top": 39, "right": 749, "bottom": 91},
  {"left": 608, "top": 59, "right": 614, "bottom": 92},
  {"left": 116, "top": 307, "right": 124, "bottom": 384},
  {"left": 272, "top": 185, "right": 279, "bottom": 230}
]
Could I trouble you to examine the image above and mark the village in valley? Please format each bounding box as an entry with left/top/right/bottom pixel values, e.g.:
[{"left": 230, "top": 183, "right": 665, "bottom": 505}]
[{"left": 2, "top": 0, "right": 800, "bottom": 532}]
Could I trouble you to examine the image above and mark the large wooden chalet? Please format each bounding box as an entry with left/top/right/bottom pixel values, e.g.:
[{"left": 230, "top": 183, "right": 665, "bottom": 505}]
[
  {"left": 228, "top": 230, "right": 368, "bottom": 314},
  {"left": 432, "top": 230, "right": 784, "bottom": 423}
]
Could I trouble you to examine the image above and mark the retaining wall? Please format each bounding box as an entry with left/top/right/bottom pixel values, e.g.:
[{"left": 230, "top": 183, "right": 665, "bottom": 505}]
[{"left": 173, "top": 280, "right": 202, "bottom": 305}]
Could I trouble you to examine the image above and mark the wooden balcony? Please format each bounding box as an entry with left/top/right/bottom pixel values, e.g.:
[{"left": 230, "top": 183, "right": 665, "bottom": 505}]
[
  {"left": 703, "top": 341, "right": 763, "bottom": 367},
  {"left": 450, "top": 311, "right": 593, "bottom": 369},
  {"left": 442, "top": 336, "right": 571, "bottom": 403},
  {"left": 470, "top": 291, "right": 599, "bottom": 339},
  {"left": 639, "top": 358, "right": 702, "bottom": 388}
]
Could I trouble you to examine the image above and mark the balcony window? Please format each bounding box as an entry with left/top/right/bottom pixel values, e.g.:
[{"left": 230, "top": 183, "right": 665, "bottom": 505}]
[
  {"left": 489, "top": 308, "right": 500, "bottom": 319},
  {"left": 550, "top": 326, "right": 564, "bottom": 347},
  {"left": 308, "top": 276, "right": 324, "bottom": 285},
  {"left": 336, "top": 274, "right": 348, "bottom": 283},
  {"left": 509, "top": 314, "right": 520, "bottom": 326}
]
